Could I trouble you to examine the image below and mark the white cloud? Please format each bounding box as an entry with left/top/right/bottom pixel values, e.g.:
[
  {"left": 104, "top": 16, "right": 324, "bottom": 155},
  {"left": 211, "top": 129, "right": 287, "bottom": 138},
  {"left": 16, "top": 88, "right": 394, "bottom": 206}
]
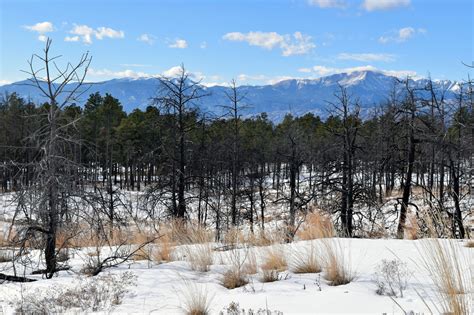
[
  {"left": 162, "top": 66, "right": 184, "bottom": 77},
  {"left": 308, "top": 0, "right": 347, "bottom": 9},
  {"left": 379, "top": 26, "right": 424, "bottom": 43},
  {"left": 200, "top": 41, "right": 207, "bottom": 49},
  {"left": 298, "top": 65, "right": 417, "bottom": 78},
  {"left": 168, "top": 39, "right": 188, "bottom": 49},
  {"left": 64, "top": 36, "right": 80, "bottom": 42},
  {"left": 24, "top": 21, "right": 54, "bottom": 41},
  {"left": 223, "top": 31, "right": 315, "bottom": 56},
  {"left": 362, "top": 0, "right": 410, "bottom": 11},
  {"left": 95, "top": 27, "right": 124, "bottom": 39},
  {"left": 89, "top": 68, "right": 154, "bottom": 79},
  {"left": 161, "top": 66, "right": 206, "bottom": 82},
  {"left": 89, "top": 65, "right": 213, "bottom": 84},
  {"left": 137, "top": 34, "right": 156, "bottom": 45},
  {"left": 67, "top": 24, "right": 124, "bottom": 44},
  {"left": 337, "top": 52, "right": 396, "bottom": 62},
  {"left": 24, "top": 21, "right": 53, "bottom": 33}
]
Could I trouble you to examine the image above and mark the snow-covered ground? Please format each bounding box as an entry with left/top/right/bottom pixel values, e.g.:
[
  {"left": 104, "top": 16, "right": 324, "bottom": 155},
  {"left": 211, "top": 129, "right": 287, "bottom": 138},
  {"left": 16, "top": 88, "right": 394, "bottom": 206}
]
[{"left": 1, "top": 238, "right": 472, "bottom": 314}]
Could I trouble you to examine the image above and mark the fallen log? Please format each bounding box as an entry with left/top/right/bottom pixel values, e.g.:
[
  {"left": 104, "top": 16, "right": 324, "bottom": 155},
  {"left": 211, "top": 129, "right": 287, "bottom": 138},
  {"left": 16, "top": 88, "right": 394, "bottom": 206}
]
[
  {"left": 0, "top": 273, "right": 37, "bottom": 282},
  {"left": 31, "top": 266, "right": 70, "bottom": 275}
]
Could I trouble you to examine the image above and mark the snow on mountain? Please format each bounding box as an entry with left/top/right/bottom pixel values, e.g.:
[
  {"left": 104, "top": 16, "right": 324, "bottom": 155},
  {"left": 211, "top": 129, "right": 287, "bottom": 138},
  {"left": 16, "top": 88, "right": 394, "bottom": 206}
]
[{"left": 0, "top": 71, "right": 460, "bottom": 121}]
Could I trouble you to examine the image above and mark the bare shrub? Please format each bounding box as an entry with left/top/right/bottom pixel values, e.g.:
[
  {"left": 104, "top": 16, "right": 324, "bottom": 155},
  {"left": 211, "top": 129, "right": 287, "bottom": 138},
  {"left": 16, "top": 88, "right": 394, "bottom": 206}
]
[
  {"left": 219, "top": 301, "right": 283, "bottom": 315},
  {"left": 290, "top": 243, "right": 321, "bottom": 274},
  {"left": 184, "top": 243, "right": 213, "bottom": 272},
  {"left": 0, "top": 249, "right": 14, "bottom": 263},
  {"left": 418, "top": 239, "right": 472, "bottom": 315},
  {"left": 56, "top": 248, "right": 70, "bottom": 263},
  {"left": 374, "top": 259, "right": 411, "bottom": 297},
  {"left": 321, "top": 238, "right": 355, "bottom": 286},
  {"left": 13, "top": 272, "right": 136, "bottom": 313}
]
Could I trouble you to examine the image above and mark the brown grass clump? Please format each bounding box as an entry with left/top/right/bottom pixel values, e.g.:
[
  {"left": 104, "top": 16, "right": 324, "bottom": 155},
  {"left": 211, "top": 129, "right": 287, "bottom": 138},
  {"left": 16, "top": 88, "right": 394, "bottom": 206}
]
[
  {"left": 297, "top": 211, "right": 334, "bottom": 240},
  {"left": 261, "top": 246, "right": 287, "bottom": 272},
  {"left": 418, "top": 239, "right": 472, "bottom": 315},
  {"left": 222, "top": 269, "right": 249, "bottom": 289},
  {"left": 221, "top": 247, "right": 251, "bottom": 289},
  {"left": 223, "top": 227, "right": 245, "bottom": 247},
  {"left": 290, "top": 243, "right": 322, "bottom": 274},
  {"left": 179, "top": 281, "right": 214, "bottom": 315},
  {"left": 321, "top": 238, "right": 355, "bottom": 286},
  {"left": 261, "top": 269, "right": 280, "bottom": 282},
  {"left": 260, "top": 246, "right": 287, "bottom": 282},
  {"left": 168, "top": 220, "right": 213, "bottom": 245},
  {"left": 0, "top": 229, "right": 15, "bottom": 247},
  {"left": 152, "top": 235, "right": 174, "bottom": 262}
]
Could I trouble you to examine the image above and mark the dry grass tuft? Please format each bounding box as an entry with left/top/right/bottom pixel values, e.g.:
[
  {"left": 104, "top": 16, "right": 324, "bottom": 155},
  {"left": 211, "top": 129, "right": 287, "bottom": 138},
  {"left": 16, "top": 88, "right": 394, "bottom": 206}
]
[
  {"left": 169, "top": 220, "right": 213, "bottom": 245},
  {"left": 297, "top": 211, "right": 334, "bottom": 240},
  {"left": 223, "top": 227, "right": 245, "bottom": 247},
  {"left": 184, "top": 243, "right": 213, "bottom": 272},
  {"left": 243, "top": 249, "right": 258, "bottom": 275},
  {"left": 290, "top": 243, "right": 322, "bottom": 274},
  {"left": 261, "top": 269, "right": 280, "bottom": 282},
  {"left": 222, "top": 269, "right": 249, "bottom": 289},
  {"left": 152, "top": 234, "right": 175, "bottom": 262},
  {"left": 405, "top": 213, "right": 419, "bottom": 240},
  {"left": 464, "top": 240, "right": 474, "bottom": 248},
  {"left": 261, "top": 246, "right": 287, "bottom": 272},
  {"left": 321, "top": 238, "right": 355, "bottom": 286},
  {"left": 221, "top": 247, "right": 251, "bottom": 289},
  {"left": 179, "top": 281, "right": 214, "bottom": 315},
  {"left": 418, "top": 239, "right": 472, "bottom": 315},
  {"left": 260, "top": 246, "right": 287, "bottom": 282}
]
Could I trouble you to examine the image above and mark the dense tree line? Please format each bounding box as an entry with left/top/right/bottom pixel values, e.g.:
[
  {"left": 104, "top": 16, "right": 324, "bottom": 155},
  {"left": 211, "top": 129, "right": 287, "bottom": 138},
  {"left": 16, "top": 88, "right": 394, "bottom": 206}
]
[{"left": 0, "top": 42, "right": 473, "bottom": 276}]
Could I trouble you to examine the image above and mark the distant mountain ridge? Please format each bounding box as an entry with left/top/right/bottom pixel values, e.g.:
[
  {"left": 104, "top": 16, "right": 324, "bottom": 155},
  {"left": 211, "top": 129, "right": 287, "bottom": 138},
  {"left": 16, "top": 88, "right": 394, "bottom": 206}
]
[{"left": 0, "top": 71, "right": 460, "bottom": 121}]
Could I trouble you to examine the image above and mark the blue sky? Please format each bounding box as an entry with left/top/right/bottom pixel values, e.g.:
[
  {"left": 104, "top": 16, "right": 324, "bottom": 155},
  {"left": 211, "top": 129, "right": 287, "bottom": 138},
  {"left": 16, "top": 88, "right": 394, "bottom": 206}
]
[{"left": 0, "top": 0, "right": 472, "bottom": 86}]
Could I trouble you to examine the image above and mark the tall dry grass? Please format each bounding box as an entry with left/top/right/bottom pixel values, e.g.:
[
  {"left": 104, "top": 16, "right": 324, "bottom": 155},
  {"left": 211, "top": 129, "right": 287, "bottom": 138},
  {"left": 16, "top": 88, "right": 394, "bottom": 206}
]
[
  {"left": 183, "top": 243, "right": 213, "bottom": 272},
  {"left": 321, "top": 238, "right": 355, "bottom": 286},
  {"left": 297, "top": 211, "right": 334, "bottom": 240},
  {"left": 418, "top": 239, "right": 472, "bottom": 315},
  {"left": 178, "top": 281, "right": 214, "bottom": 315},
  {"left": 290, "top": 243, "right": 322, "bottom": 274},
  {"left": 260, "top": 246, "right": 287, "bottom": 282}
]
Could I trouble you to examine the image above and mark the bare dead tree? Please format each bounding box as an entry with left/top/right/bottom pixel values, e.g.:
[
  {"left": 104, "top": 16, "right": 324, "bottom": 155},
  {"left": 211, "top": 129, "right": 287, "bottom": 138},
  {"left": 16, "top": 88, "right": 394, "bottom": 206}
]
[
  {"left": 152, "top": 64, "right": 209, "bottom": 219},
  {"left": 221, "top": 79, "right": 249, "bottom": 226},
  {"left": 13, "top": 38, "right": 91, "bottom": 278}
]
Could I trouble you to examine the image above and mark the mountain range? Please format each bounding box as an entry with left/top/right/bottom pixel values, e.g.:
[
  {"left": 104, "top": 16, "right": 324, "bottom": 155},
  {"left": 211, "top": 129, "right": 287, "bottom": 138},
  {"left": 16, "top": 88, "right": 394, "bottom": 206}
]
[{"left": 0, "top": 70, "right": 460, "bottom": 121}]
